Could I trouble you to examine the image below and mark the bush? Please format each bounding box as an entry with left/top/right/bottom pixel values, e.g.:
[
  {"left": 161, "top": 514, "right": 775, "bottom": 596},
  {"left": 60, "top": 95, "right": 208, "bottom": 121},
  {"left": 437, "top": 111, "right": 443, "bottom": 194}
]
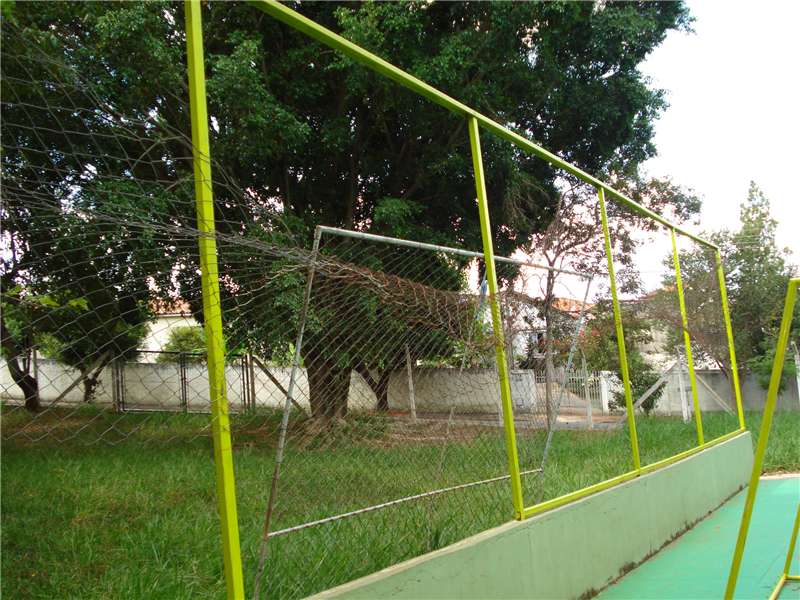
[
  {"left": 155, "top": 326, "right": 206, "bottom": 363},
  {"left": 611, "top": 354, "right": 665, "bottom": 416}
]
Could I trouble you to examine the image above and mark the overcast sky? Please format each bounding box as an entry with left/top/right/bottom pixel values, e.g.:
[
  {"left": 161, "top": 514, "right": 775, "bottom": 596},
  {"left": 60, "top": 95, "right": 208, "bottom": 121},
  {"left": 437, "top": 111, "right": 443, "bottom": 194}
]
[{"left": 639, "top": 0, "right": 799, "bottom": 273}]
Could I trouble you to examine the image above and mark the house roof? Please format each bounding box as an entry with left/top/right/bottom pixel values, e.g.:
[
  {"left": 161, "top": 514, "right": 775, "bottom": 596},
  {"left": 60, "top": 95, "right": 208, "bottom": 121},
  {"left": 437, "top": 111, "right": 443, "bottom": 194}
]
[
  {"left": 151, "top": 299, "right": 192, "bottom": 316},
  {"left": 551, "top": 296, "right": 592, "bottom": 317},
  {"left": 497, "top": 289, "right": 593, "bottom": 320}
]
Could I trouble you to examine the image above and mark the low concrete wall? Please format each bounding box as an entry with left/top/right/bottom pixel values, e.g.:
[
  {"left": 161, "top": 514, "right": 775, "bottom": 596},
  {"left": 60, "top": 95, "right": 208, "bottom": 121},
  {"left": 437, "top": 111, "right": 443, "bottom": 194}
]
[
  {"left": 308, "top": 432, "right": 753, "bottom": 600},
  {"left": 4, "top": 356, "right": 796, "bottom": 414}
]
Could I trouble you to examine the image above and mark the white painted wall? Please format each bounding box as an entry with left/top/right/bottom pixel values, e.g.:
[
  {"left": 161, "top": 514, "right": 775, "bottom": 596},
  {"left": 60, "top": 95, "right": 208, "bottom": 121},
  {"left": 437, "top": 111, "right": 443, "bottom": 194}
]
[{"left": 139, "top": 314, "right": 201, "bottom": 361}]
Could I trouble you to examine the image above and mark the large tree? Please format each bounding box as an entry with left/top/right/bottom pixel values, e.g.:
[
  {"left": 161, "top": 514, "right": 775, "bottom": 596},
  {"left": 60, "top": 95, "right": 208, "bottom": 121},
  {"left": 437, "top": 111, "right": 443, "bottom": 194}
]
[
  {"left": 650, "top": 182, "right": 798, "bottom": 396},
  {"left": 524, "top": 175, "right": 700, "bottom": 423},
  {"left": 1, "top": 11, "right": 185, "bottom": 409},
  {"left": 2, "top": 0, "right": 695, "bottom": 419}
]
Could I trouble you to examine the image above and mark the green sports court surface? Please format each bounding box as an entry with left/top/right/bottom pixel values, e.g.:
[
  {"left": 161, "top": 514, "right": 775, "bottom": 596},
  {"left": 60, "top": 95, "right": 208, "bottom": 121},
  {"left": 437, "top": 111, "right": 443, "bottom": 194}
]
[{"left": 598, "top": 476, "right": 800, "bottom": 600}]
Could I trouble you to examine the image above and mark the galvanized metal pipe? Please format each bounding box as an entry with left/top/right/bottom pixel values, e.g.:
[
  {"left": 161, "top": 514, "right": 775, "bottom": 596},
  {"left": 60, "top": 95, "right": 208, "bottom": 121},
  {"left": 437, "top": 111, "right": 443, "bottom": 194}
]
[
  {"left": 315, "top": 226, "right": 590, "bottom": 279},
  {"left": 598, "top": 188, "right": 640, "bottom": 472},
  {"left": 469, "top": 117, "right": 525, "bottom": 520},
  {"left": 536, "top": 275, "right": 593, "bottom": 504},
  {"left": 185, "top": 2, "right": 244, "bottom": 597},
  {"left": 716, "top": 249, "right": 746, "bottom": 429},
  {"left": 245, "top": 0, "right": 719, "bottom": 250},
  {"left": 671, "top": 228, "right": 704, "bottom": 445},
  {"left": 268, "top": 469, "right": 543, "bottom": 539},
  {"left": 252, "top": 228, "right": 322, "bottom": 600},
  {"left": 725, "top": 278, "right": 800, "bottom": 600}
]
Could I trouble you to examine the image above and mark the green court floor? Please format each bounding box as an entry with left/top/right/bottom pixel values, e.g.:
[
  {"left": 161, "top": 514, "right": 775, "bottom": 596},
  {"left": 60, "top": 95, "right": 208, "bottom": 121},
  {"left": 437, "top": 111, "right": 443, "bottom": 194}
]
[{"left": 597, "top": 476, "right": 800, "bottom": 600}]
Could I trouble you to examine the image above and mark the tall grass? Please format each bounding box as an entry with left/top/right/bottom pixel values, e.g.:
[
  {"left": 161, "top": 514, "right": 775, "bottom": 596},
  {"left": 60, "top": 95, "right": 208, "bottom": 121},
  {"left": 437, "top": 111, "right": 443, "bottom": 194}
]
[{"left": 2, "top": 410, "right": 797, "bottom": 599}]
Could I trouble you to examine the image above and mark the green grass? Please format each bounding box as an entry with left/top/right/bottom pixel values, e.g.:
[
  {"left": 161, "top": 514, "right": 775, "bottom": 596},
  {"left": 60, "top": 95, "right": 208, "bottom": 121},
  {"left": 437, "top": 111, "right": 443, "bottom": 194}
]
[{"left": 2, "top": 410, "right": 797, "bottom": 599}]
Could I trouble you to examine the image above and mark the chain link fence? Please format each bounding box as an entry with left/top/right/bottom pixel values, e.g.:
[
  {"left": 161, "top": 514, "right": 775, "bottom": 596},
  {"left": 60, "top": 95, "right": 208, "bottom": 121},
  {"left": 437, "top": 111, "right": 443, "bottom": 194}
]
[{"left": 0, "top": 18, "right": 766, "bottom": 600}]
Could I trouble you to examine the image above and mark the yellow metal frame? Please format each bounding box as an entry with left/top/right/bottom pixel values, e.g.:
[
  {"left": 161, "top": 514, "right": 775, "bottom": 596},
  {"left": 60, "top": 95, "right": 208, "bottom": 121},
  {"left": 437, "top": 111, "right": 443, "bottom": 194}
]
[
  {"left": 469, "top": 117, "right": 524, "bottom": 520},
  {"left": 768, "top": 504, "right": 800, "bottom": 600},
  {"left": 716, "top": 249, "right": 746, "bottom": 429},
  {"left": 598, "top": 188, "right": 640, "bottom": 471},
  {"left": 671, "top": 228, "right": 705, "bottom": 446},
  {"left": 523, "top": 428, "right": 744, "bottom": 519},
  {"left": 185, "top": 2, "right": 245, "bottom": 598},
  {"left": 183, "top": 2, "right": 747, "bottom": 595},
  {"left": 726, "top": 278, "right": 799, "bottom": 600}
]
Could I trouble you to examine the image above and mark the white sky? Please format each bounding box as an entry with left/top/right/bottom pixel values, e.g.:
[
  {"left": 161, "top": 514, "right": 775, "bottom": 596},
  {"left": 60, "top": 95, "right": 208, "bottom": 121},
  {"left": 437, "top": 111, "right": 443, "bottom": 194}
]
[{"left": 638, "top": 0, "right": 800, "bottom": 276}]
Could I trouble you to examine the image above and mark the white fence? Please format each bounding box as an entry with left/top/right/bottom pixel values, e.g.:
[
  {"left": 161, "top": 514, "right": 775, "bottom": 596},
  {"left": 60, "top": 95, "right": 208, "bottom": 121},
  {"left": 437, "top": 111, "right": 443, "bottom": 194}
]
[{"left": 2, "top": 357, "right": 798, "bottom": 415}]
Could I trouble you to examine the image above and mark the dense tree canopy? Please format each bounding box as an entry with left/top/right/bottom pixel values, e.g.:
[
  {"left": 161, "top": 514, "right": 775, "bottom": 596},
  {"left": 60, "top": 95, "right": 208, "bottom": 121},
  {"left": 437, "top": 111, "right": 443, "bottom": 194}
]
[
  {"left": 2, "top": 0, "right": 696, "bottom": 416},
  {"left": 7, "top": 0, "right": 693, "bottom": 247}
]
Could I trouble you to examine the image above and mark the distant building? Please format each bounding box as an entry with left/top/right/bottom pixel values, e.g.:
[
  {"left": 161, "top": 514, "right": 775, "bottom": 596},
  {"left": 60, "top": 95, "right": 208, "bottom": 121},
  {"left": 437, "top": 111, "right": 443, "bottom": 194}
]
[
  {"left": 139, "top": 300, "right": 199, "bottom": 362},
  {"left": 498, "top": 291, "right": 593, "bottom": 365}
]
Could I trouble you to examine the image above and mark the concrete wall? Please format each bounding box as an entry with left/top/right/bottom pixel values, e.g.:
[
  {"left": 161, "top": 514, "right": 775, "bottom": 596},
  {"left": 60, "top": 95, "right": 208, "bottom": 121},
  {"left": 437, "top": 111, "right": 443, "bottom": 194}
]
[
  {"left": 138, "top": 315, "right": 200, "bottom": 359},
  {"left": 650, "top": 369, "right": 799, "bottom": 414},
  {"left": 3, "top": 356, "right": 797, "bottom": 414},
  {"left": 307, "top": 432, "right": 753, "bottom": 600}
]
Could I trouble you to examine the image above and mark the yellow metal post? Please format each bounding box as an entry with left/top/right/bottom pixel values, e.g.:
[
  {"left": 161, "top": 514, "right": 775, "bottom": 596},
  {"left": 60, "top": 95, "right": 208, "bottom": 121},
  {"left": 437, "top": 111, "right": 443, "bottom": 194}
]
[
  {"left": 671, "top": 229, "right": 704, "bottom": 446},
  {"left": 782, "top": 501, "right": 800, "bottom": 578},
  {"left": 468, "top": 116, "right": 524, "bottom": 520},
  {"left": 725, "top": 278, "right": 799, "bottom": 600},
  {"left": 716, "top": 250, "right": 746, "bottom": 429},
  {"left": 765, "top": 502, "right": 800, "bottom": 600},
  {"left": 598, "top": 188, "right": 640, "bottom": 472},
  {"left": 232, "top": 0, "right": 748, "bottom": 525},
  {"left": 185, "top": 2, "right": 245, "bottom": 598}
]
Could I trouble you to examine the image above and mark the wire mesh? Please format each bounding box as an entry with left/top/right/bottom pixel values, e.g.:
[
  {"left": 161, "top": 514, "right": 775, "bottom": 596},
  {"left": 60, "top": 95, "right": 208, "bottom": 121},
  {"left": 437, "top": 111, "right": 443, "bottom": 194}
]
[
  {"left": 641, "top": 231, "right": 740, "bottom": 438},
  {"left": 1, "top": 18, "right": 746, "bottom": 600},
  {"left": 3, "top": 28, "right": 199, "bottom": 443},
  {"left": 244, "top": 227, "right": 591, "bottom": 597},
  {"left": 1, "top": 25, "right": 305, "bottom": 445},
  {"left": 0, "top": 25, "right": 594, "bottom": 596}
]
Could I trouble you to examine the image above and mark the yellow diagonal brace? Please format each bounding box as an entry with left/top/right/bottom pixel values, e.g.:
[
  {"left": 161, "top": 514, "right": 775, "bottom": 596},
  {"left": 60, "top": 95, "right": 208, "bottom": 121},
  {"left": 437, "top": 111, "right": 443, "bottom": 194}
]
[
  {"left": 598, "top": 188, "right": 640, "bottom": 472},
  {"left": 716, "top": 249, "right": 745, "bottom": 428},
  {"left": 671, "top": 228, "right": 704, "bottom": 446},
  {"left": 244, "top": 0, "right": 717, "bottom": 250},
  {"left": 185, "top": 2, "right": 245, "bottom": 598},
  {"left": 468, "top": 117, "right": 524, "bottom": 520},
  {"left": 725, "top": 278, "right": 799, "bottom": 600},
  {"left": 777, "top": 502, "right": 800, "bottom": 589}
]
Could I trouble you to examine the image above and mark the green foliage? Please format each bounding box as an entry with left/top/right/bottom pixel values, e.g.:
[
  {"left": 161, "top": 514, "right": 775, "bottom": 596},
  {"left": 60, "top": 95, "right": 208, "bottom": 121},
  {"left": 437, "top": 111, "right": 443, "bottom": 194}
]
[
  {"left": 0, "top": 0, "right": 17, "bottom": 23},
  {"left": 581, "top": 299, "right": 664, "bottom": 414},
  {"left": 721, "top": 182, "right": 799, "bottom": 367},
  {"left": 581, "top": 299, "right": 654, "bottom": 372},
  {"left": 2, "top": 0, "right": 695, "bottom": 416},
  {"left": 661, "top": 182, "right": 799, "bottom": 379},
  {"left": 372, "top": 197, "right": 426, "bottom": 240},
  {"left": 155, "top": 326, "right": 206, "bottom": 364},
  {"left": 610, "top": 353, "right": 665, "bottom": 415},
  {"left": 747, "top": 352, "right": 798, "bottom": 394},
  {"left": 3, "top": 0, "right": 694, "bottom": 251},
  {"left": 1, "top": 17, "right": 192, "bottom": 406}
]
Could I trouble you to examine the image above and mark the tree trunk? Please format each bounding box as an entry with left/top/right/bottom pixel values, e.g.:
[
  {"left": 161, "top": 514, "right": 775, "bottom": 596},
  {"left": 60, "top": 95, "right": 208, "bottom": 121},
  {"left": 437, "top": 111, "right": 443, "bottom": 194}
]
[
  {"left": 305, "top": 345, "right": 350, "bottom": 420},
  {"left": 543, "top": 271, "right": 557, "bottom": 428},
  {"left": 83, "top": 375, "right": 99, "bottom": 404},
  {"left": 9, "top": 362, "right": 39, "bottom": 411},
  {"left": 375, "top": 368, "right": 392, "bottom": 412},
  {"left": 0, "top": 318, "right": 40, "bottom": 411},
  {"left": 81, "top": 353, "right": 114, "bottom": 404},
  {"left": 354, "top": 363, "right": 393, "bottom": 412}
]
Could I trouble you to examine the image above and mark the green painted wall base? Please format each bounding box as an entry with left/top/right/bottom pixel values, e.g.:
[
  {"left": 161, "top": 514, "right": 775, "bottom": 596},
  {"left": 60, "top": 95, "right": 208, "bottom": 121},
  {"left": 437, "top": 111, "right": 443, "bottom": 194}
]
[{"left": 308, "top": 433, "right": 753, "bottom": 600}]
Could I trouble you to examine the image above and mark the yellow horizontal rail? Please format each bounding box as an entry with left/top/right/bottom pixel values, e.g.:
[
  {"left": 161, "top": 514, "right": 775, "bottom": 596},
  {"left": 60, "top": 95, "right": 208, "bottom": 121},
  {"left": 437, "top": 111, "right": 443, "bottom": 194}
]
[
  {"left": 522, "top": 429, "right": 746, "bottom": 519},
  {"left": 244, "top": 0, "right": 717, "bottom": 250}
]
